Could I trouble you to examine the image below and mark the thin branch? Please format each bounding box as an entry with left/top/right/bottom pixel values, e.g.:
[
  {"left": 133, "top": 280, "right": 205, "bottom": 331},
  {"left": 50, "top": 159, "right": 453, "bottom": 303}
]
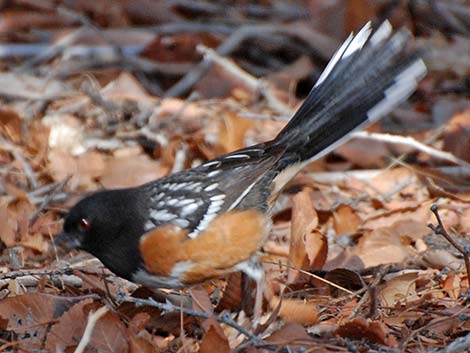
[
  {"left": 348, "top": 266, "right": 389, "bottom": 319},
  {"left": 29, "top": 176, "right": 70, "bottom": 225},
  {"left": 428, "top": 204, "right": 470, "bottom": 288},
  {"left": 0, "top": 267, "right": 73, "bottom": 280},
  {"left": 165, "top": 24, "right": 280, "bottom": 98},
  {"left": 197, "top": 44, "right": 291, "bottom": 115},
  {"left": 120, "top": 295, "right": 262, "bottom": 343},
  {"left": 351, "top": 131, "right": 470, "bottom": 168},
  {"left": 262, "top": 260, "right": 356, "bottom": 296},
  {"left": 0, "top": 135, "right": 38, "bottom": 189},
  {"left": 74, "top": 306, "right": 109, "bottom": 353}
]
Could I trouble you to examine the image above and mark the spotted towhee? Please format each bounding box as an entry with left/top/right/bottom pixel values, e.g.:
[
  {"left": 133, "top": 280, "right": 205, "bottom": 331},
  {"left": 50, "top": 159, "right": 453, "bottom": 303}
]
[{"left": 55, "top": 21, "right": 426, "bottom": 312}]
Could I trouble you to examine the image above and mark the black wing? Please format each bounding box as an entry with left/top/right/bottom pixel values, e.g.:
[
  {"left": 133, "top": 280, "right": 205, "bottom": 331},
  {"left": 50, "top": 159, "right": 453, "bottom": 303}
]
[{"left": 141, "top": 144, "right": 280, "bottom": 238}]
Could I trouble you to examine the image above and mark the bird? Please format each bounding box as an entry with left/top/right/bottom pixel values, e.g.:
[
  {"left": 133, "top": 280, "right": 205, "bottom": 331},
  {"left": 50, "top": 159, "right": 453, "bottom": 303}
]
[{"left": 55, "top": 21, "right": 426, "bottom": 317}]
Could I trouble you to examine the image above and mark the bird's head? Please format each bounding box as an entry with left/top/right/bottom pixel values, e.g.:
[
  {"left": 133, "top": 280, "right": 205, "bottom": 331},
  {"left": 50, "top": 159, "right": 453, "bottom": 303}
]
[{"left": 55, "top": 188, "right": 147, "bottom": 279}]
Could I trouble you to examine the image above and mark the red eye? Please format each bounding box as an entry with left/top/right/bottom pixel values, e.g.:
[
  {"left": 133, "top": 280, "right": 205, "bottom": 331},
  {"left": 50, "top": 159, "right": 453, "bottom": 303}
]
[{"left": 78, "top": 218, "right": 91, "bottom": 231}]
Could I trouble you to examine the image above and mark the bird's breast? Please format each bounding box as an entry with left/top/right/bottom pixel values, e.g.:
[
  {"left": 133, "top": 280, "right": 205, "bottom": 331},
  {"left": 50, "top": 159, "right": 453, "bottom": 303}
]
[{"left": 137, "top": 209, "right": 269, "bottom": 286}]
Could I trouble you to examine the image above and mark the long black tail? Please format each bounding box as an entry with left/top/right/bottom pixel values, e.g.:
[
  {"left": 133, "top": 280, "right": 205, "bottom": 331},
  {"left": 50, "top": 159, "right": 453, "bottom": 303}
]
[{"left": 272, "top": 21, "right": 426, "bottom": 171}]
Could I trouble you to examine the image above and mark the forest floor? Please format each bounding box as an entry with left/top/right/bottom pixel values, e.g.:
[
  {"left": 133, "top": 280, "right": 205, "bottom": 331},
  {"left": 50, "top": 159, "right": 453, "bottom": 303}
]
[{"left": 0, "top": 1, "right": 470, "bottom": 352}]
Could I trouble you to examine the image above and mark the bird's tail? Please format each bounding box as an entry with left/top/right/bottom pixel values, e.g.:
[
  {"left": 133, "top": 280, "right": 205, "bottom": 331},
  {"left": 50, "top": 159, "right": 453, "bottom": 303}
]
[{"left": 269, "top": 21, "right": 426, "bottom": 192}]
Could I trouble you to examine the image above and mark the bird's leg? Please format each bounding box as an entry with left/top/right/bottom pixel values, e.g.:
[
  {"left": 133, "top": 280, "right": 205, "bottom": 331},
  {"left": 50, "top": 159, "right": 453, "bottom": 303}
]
[{"left": 235, "top": 258, "right": 265, "bottom": 327}]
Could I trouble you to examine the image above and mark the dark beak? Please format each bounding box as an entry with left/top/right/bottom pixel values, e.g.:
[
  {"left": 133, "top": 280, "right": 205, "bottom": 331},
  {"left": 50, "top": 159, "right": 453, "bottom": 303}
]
[{"left": 53, "top": 231, "right": 82, "bottom": 250}]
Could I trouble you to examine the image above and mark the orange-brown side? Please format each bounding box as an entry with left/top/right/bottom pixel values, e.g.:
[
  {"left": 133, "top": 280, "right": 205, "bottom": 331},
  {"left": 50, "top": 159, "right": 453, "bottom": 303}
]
[{"left": 139, "top": 209, "right": 268, "bottom": 284}]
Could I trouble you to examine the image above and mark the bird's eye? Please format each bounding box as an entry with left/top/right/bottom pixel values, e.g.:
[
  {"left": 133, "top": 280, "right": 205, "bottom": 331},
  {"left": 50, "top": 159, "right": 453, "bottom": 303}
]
[{"left": 78, "top": 218, "right": 91, "bottom": 232}]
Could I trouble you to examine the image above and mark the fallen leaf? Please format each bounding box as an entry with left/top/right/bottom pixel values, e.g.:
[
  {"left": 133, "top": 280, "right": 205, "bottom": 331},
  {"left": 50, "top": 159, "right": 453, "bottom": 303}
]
[
  {"left": 443, "top": 110, "right": 470, "bottom": 162},
  {"left": 190, "top": 286, "right": 213, "bottom": 314},
  {"left": 0, "top": 293, "right": 80, "bottom": 350},
  {"left": 101, "top": 150, "right": 168, "bottom": 188},
  {"left": 336, "top": 317, "right": 397, "bottom": 347},
  {"left": 442, "top": 272, "right": 461, "bottom": 300},
  {"left": 355, "top": 226, "right": 413, "bottom": 268},
  {"left": 269, "top": 296, "right": 319, "bottom": 326},
  {"left": 288, "top": 188, "right": 324, "bottom": 282},
  {"left": 266, "top": 322, "right": 313, "bottom": 346},
  {"left": 218, "top": 111, "right": 254, "bottom": 152},
  {"left": 380, "top": 271, "right": 419, "bottom": 306},
  {"left": 199, "top": 318, "right": 231, "bottom": 353},
  {"left": 46, "top": 300, "right": 128, "bottom": 353},
  {"left": 333, "top": 204, "right": 362, "bottom": 236}
]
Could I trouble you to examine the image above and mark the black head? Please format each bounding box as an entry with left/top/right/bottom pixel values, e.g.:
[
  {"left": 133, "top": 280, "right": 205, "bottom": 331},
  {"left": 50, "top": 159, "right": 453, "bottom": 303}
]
[{"left": 56, "top": 188, "right": 148, "bottom": 280}]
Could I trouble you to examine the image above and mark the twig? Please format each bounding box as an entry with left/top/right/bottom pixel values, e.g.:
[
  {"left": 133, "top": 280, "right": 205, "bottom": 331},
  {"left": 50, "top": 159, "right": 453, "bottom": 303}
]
[
  {"left": 15, "top": 27, "right": 87, "bottom": 71},
  {"left": 197, "top": 45, "right": 291, "bottom": 115},
  {"left": 165, "top": 24, "right": 280, "bottom": 98},
  {"left": 348, "top": 266, "right": 389, "bottom": 319},
  {"left": 428, "top": 204, "right": 470, "bottom": 288},
  {"left": 74, "top": 306, "right": 109, "bottom": 353},
  {"left": 120, "top": 295, "right": 262, "bottom": 343},
  {"left": 262, "top": 260, "right": 356, "bottom": 296},
  {"left": 351, "top": 131, "right": 470, "bottom": 168},
  {"left": 0, "top": 135, "right": 38, "bottom": 189},
  {"left": 0, "top": 267, "right": 73, "bottom": 280},
  {"left": 29, "top": 176, "right": 70, "bottom": 225}
]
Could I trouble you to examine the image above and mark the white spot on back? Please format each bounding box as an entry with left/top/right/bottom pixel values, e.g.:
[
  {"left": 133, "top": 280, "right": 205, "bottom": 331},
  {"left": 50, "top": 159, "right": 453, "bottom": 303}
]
[
  {"left": 202, "top": 160, "right": 221, "bottom": 167},
  {"left": 181, "top": 203, "right": 199, "bottom": 216},
  {"left": 150, "top": 209, "right": 176, "bottom": 221},
  {"left": 224, "top": 154, "right": 250, "bottom": 159},
  {"left": 204, "top": 183, "right": 219, "bottom": 191},
  {"left": 210, "top": 194, "right": 225, "bottom": 201}
]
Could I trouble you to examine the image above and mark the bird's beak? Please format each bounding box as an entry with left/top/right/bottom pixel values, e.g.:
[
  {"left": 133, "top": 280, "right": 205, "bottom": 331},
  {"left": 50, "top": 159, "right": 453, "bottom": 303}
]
[{"left": 53, "top": 231, "right": 82, "bottom": 250}]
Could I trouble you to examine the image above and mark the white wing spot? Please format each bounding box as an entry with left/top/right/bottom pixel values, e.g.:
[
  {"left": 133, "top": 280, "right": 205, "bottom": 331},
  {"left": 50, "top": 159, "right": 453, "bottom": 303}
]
[
  {"left": 181, "top": 203, "right": 199, "bottom": 216},
  {"left": 175, "top": 198, "right": 196, "bottom": 207},
  {"left": 173, "top": 218, "right": 190, "bottom": 228},
  {"left": 144, "top": 220, "right": 155, "bottom": 231},
  {"left": 204, "top": 183, "right": 219, "bottom": 191},
  {"left": 210, "top": 194, "right": 226, "bottom": 201},
  {"left": 150, "top": 209, "right": 176, "bottom": 221},
  {"left": 202, "top": 160, "right": 222, "bottom": 167},
  {"left": 207, "top": 170, "right": 221, "bottom": 177},
  {"left": 224, "top": 154, "right": 250, "bottom": 159}
]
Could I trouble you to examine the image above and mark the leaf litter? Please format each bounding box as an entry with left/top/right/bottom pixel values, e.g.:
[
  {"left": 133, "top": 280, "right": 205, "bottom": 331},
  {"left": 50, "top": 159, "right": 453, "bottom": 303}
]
[{"left": 0, "top": 1, "right": 470, "bottom": 352}]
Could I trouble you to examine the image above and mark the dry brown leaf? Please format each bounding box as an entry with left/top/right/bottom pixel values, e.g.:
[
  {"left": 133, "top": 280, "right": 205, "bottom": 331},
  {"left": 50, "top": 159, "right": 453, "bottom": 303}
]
[
  {"left": 101, "top": 150, "right": 168, "bottom": 189},
  {"left": 0, "top": 293, "right": 79, "bottom": 350},
  {"left": 48, "top": 149, "right": 106, "bottom": 190},
  {"left": 127, "top": 313, "right": 159, "bottom": 353},
  {"left": 335, "top": 137, "right": 388, "bottom": 168},
  {"left": 355, "top": 227, "right": 413, "bottom": 268},
  {"left": 199, "top": 318, "right": 231, "bottom": 353},
  {"left": 101, "top": 72, "right": 157, "bottom": 106},
  {"left": 0, "top": 202, "right": 17, "bottom": 247},
  {"left": 443, "top": 110, "right": 470, "bottom": 162},
  {"left": 216, "top": 272, "right": 243, "bottom": 312},
  {"left": 336, "top": 317, "right": 397, "bottom": 347},
  {"left": 442, "top": 272, "right": 461, "bottom": 300},
  {"left": 265, "top": 322, "right": 313, "bottom": 346},
  {"left": 46, "top": 300, "right": 128, "bottom": 353},
  {"left": 333, "top": 204, "right": 362, "bottom": 236},
  {"left": 269, "top": 296, "right": 319, "bottom": 326},
  {"left": 380, "top": 271, "right": 419, "bottom": 307},
  {"left": 0, "top": 109, "right": 22, "bottom": 143},
  {"left": 190, "top": 286, "right": 213, "bottom": 314},
  {"left": 288, "top": 188, "right": 323, "bottom": 281},
  {"left": 218, "top": 111, "right": 254, "bottom": 152}
]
